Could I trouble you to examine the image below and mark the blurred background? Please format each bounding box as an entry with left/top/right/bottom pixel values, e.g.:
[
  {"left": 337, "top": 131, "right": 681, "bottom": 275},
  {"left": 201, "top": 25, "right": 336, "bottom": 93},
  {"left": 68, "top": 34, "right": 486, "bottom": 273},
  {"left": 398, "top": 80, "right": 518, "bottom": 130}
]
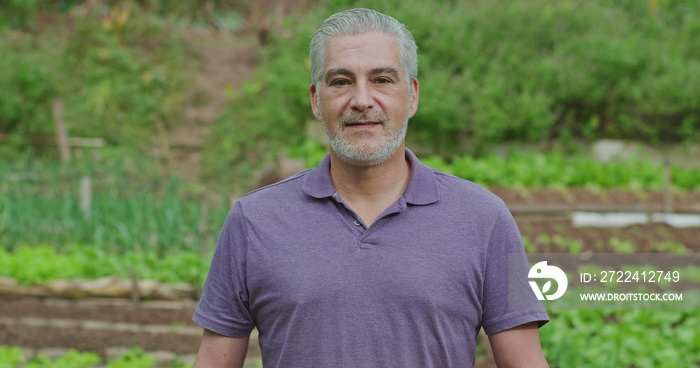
[{"left": 0, "top": 0, "right": 699, "bottom": 367}]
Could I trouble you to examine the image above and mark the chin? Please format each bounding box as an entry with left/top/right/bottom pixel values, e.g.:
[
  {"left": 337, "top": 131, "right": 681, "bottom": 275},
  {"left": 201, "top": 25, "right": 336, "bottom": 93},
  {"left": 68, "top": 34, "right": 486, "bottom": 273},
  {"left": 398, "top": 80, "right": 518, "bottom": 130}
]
[{"left": 332, "top": 143, "right": 401, "bottom": 167}]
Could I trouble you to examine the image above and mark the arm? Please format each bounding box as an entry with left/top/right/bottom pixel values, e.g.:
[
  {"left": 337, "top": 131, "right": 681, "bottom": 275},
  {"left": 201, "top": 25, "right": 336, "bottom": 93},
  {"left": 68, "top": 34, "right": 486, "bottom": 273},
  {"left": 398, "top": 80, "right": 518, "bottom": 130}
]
[
  {"left": 488, "top": 322, "right": 549, "bottom": 368},
  {"left": 193, "top": 328, "right": 249, "bottom": 368}
]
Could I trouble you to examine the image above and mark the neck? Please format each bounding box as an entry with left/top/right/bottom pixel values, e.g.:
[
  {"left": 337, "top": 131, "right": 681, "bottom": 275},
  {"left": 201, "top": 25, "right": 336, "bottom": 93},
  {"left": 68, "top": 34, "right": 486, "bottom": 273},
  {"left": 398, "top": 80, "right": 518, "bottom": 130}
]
[{"left": 329, "top": 146, "right": 411, "bottom": 225}]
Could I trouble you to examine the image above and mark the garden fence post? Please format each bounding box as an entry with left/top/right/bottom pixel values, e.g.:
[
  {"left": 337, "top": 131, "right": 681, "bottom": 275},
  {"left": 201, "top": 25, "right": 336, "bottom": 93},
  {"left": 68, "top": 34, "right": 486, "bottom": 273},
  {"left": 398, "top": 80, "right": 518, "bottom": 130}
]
[
  {"left": 663, "top": 159, "right": 673, "bottom": 213},
  {"left": 130, "top": 269, "right": 141, "bottom": 306},
  {"left": 155, "top": 121, "right": 171, "bottom": 176},
  {"left": 80, "top": 175, "right": 92, "bottom": 216},
  {"left": 52, "top": 99, "right": 71, "bottom": 164},
  {"left": 199, "top": 198, "right": 209, "bottom": 256}
]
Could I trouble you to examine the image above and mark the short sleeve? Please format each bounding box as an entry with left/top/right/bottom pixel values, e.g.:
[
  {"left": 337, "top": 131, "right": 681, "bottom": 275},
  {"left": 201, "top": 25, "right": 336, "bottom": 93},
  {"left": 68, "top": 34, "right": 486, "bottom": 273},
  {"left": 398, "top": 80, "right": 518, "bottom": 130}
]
[
  {"left": 193, "top": 201, "right": 256, "bottom": 337},
  {"left": 481, "top": 202, "right": 549, "bottom": 335}
]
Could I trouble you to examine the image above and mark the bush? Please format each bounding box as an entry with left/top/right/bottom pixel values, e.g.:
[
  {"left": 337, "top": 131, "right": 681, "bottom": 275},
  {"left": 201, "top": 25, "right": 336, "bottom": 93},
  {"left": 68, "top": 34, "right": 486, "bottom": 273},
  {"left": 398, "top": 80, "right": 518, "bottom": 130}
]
[
  {"left": 0, "top": 0, "right": 41, "bottom": 29},
  {"left": 0, "top": 4, "right": 188, "bottom": 153},
  {"left": 0, "top": 48, "right": 57, "bottom": 144}
]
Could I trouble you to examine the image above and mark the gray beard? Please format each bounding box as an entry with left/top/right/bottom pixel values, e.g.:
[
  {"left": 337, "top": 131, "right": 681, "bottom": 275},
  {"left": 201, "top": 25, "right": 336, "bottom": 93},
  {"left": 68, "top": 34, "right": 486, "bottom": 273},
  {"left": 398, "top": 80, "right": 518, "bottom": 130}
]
[{"left": 323, "top": 112, "right": 408, "bottom": 167}]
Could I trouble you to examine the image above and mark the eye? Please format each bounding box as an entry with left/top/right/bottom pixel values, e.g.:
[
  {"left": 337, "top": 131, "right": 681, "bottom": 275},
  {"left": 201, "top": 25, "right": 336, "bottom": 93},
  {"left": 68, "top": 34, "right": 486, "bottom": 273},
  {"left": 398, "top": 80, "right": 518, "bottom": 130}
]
[
  {"left": 374, "top": 77, "right": 393, "bottom": 84},
  {"left": 331, "top": 79, "right": 350, "bottom": 86}
]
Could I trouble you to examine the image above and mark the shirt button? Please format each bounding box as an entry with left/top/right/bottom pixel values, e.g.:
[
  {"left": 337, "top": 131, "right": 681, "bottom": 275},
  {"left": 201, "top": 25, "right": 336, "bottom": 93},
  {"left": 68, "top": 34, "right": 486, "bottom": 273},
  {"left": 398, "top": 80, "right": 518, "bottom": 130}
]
[{"left": 353, "top": 220, "right": 361, "bottom": 226}]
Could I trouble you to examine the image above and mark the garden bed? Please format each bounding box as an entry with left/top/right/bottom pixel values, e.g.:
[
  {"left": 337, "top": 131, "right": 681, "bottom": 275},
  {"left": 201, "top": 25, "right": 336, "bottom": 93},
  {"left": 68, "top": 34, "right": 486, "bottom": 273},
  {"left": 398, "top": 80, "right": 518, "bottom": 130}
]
[{"left": 1, "top": 188, "right": 698, "bottom": 368}]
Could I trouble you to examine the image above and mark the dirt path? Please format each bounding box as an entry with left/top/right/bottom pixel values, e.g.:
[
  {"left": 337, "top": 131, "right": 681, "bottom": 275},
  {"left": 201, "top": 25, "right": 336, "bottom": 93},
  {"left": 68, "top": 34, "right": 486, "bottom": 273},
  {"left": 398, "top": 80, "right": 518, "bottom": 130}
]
[{"left": 166, "top": 30, "right": 259, "bottom": 182}]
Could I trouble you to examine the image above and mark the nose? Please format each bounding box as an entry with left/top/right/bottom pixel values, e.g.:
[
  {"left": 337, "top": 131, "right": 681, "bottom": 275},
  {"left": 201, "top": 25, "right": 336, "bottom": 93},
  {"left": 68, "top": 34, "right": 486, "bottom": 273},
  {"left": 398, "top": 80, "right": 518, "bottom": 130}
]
[{"left": 350, "top": 82, "right": 374, "bottom": 112}]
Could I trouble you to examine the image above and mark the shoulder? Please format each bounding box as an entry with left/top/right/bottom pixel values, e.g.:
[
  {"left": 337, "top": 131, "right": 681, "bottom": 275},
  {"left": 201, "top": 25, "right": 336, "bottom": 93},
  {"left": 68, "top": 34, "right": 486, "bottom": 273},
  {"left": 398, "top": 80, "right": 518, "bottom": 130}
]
[
  {"left": 238, "top": 169, "right": 310, "bottom": 205},
  {"left": 430, "top": 168, "right": 507, "bottom": 212},
  {"left": 407, "top": 161, "right": 513, "bottom": 238},
  {"left": 231, "top": 169, "right": 318, "bottom": 223}
]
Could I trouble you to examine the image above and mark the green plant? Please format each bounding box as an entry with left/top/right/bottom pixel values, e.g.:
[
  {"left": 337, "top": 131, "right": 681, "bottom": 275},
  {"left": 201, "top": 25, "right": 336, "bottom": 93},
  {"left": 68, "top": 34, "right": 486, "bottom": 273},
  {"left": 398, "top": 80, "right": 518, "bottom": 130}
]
[
  {"left": 0, "top": 244, "right": 211, "bottom": 287},
  {"left": 0, "top": 153, "right": 230, "bottom": 253},
  {"left": 652, "top": 241, "right": 688, "bottom": 253},
  {"left": 536, "top": 234, "right": 551, "bottom": 247},
  {"left": 0, "top": 346, "right": 191, "bottom": 368},
  {"left": 415, "top": 150, "right": 700, "bottom": 190},
  {"left": 551, "top": 235, "right": 583, "bottom": 254},
  {"left": 25, "top": 350, "right": 100, "bottom": 368},
  {"left": 107, "top": 347, "right": 155, "bottom": 368},
  {"left": 678, "top": 266, "right": 700, "bottom": 284},
  {"left": 608, "top": 237, "right": 638, "bottom": 253},
  {"left": 541, "top": 310, "right": 700, "bottom": 367},
  {"left": 521, "top": 236, "right": 537, "bottom": 253},
  {"left": 0, "top": 0, "right": 40, "bottom": 29},
  {"left": 0, "top": 48, "right": 57, "bottom": 145},
  {"left": 172, "top": 359, "right": 195, "bottom": 368},
  {"left": 0, "top": 347, "right": 24, "bottom": 368},
  {"left": 0, "top": 2, "right": 189, "bottom": 155}
]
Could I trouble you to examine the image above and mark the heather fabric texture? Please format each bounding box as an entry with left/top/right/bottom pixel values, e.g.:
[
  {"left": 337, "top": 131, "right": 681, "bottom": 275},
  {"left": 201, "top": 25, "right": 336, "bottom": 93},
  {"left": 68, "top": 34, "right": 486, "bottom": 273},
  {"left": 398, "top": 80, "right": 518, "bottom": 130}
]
[{"left": 193, "top": 148, "right": 548, "bottom": 368}]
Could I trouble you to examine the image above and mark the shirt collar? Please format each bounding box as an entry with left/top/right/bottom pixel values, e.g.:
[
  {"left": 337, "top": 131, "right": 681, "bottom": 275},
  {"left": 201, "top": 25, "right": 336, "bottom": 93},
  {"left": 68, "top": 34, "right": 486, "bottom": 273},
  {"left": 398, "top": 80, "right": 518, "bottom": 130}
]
[{"left": 301, "top": 148, "right": 439, "bottom": 205}]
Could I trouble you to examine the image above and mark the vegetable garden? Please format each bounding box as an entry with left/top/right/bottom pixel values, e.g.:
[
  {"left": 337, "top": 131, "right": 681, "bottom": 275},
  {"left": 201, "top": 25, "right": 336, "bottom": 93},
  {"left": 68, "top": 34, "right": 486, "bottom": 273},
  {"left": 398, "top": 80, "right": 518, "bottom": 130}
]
[
  {"left": 1, "top": 0, "right": 699, "bottom": 367},
  {"left": 2, "top": 152, "right": 699, "bottom": 367}
]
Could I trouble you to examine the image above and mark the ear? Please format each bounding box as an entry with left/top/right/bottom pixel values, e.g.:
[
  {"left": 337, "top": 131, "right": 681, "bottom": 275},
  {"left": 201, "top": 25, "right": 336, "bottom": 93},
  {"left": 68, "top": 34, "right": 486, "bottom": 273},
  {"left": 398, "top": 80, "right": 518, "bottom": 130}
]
[
  {"left": 310, "top": 84, "right": 321, "bottom": 120},
  {"left": 408, "top": 78, "right": 420, "bottom": 118}
]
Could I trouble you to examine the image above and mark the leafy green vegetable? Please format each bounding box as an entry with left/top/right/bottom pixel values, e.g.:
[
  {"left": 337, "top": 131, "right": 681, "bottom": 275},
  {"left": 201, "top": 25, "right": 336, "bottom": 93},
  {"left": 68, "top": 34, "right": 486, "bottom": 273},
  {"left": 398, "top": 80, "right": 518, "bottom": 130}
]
[
  {"left": 25, "top": 350, "right": 100, "bottom": 368},
  {"left": 107, "top": 348, "right": 155, "bottom": 368},
  {"left": 541, "top": 309, "right": 700, "bottom": 367},
  {"left": 0, "top": 347, "right": 24, "bottom": 368},
  {"left": 0, "top": 244, "right": 211, "bottom": 287}
]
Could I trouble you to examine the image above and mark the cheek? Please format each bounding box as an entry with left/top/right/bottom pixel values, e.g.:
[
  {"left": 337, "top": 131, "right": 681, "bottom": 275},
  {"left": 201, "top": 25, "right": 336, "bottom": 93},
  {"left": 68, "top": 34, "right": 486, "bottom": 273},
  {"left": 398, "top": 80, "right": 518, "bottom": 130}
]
[{"left": 318, "top": 99, "right": 344, "bottom": 120}]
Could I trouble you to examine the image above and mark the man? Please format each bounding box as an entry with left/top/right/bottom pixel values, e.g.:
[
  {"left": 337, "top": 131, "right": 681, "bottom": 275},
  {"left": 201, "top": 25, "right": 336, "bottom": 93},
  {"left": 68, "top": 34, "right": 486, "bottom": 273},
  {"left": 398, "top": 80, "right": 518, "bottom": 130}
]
[{"left": 193, "top": 8, "right": 549, "bottom": 368}]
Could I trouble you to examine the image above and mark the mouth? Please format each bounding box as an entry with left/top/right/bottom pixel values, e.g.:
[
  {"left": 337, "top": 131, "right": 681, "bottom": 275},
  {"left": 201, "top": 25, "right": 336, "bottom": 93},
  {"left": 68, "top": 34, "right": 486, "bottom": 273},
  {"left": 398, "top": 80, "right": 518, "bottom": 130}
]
[{"left": 344, "top": 121, "right": 383, "bottom": 127}]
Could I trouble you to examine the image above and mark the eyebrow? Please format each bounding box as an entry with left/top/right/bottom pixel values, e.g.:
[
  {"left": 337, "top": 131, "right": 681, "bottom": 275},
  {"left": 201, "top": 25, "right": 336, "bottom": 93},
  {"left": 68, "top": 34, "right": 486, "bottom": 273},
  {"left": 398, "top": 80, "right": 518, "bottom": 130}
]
[
  {"left": 324, "top": 67, "right": 401, "bottom": 84},
  {"left": 324, "top": 68, "right": 353, "bottom": 84},
  {"left": 369, "top": 67, "right": 401, "bottom": 80}
]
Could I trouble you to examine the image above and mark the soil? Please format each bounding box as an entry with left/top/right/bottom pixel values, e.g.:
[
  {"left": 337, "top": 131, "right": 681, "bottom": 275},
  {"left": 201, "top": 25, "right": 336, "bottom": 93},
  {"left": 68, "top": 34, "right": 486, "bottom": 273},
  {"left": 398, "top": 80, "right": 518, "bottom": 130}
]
[
  {"left": 0, "top": 298, "right": 200, "bottom": 359},
  {"left": 493, "top": 188, "right": 700, "bottom": 253}
]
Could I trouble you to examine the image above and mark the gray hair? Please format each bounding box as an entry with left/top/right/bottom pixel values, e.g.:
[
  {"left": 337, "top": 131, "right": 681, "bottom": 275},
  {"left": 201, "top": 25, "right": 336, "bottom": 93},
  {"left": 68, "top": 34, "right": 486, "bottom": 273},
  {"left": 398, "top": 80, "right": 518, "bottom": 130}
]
[{"left": 310, "top": 8, "right": 418, "bottom": 89}]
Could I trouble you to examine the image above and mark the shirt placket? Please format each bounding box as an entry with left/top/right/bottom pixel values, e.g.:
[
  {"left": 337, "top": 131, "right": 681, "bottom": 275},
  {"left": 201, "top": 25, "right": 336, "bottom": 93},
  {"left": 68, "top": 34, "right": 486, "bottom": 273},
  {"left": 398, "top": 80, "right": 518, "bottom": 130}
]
[{"left": 332, "top": 193, "right": 408, "bottom": 249}]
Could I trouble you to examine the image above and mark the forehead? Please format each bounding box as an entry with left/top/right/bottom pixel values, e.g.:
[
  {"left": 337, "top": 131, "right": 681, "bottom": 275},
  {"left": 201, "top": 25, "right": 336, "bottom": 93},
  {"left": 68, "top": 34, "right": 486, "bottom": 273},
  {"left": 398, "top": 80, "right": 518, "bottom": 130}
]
[{"left": 323, "top": 32, "right": 401, "bottom": 73}]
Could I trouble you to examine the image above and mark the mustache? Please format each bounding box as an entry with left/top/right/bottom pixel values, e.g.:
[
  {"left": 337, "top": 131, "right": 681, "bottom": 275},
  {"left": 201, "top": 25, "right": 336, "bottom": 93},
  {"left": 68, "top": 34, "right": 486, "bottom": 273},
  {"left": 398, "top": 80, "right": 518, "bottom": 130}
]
[{"left": 338, "top": 111, "right": 388, "bottom": 125}]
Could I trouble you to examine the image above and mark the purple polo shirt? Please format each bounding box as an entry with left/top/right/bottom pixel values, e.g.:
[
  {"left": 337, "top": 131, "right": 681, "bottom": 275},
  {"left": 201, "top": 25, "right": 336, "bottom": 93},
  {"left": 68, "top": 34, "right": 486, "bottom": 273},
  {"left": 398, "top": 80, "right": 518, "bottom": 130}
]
[{"left": 193, "top": 148, "right": 548, "bottom": 367}]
